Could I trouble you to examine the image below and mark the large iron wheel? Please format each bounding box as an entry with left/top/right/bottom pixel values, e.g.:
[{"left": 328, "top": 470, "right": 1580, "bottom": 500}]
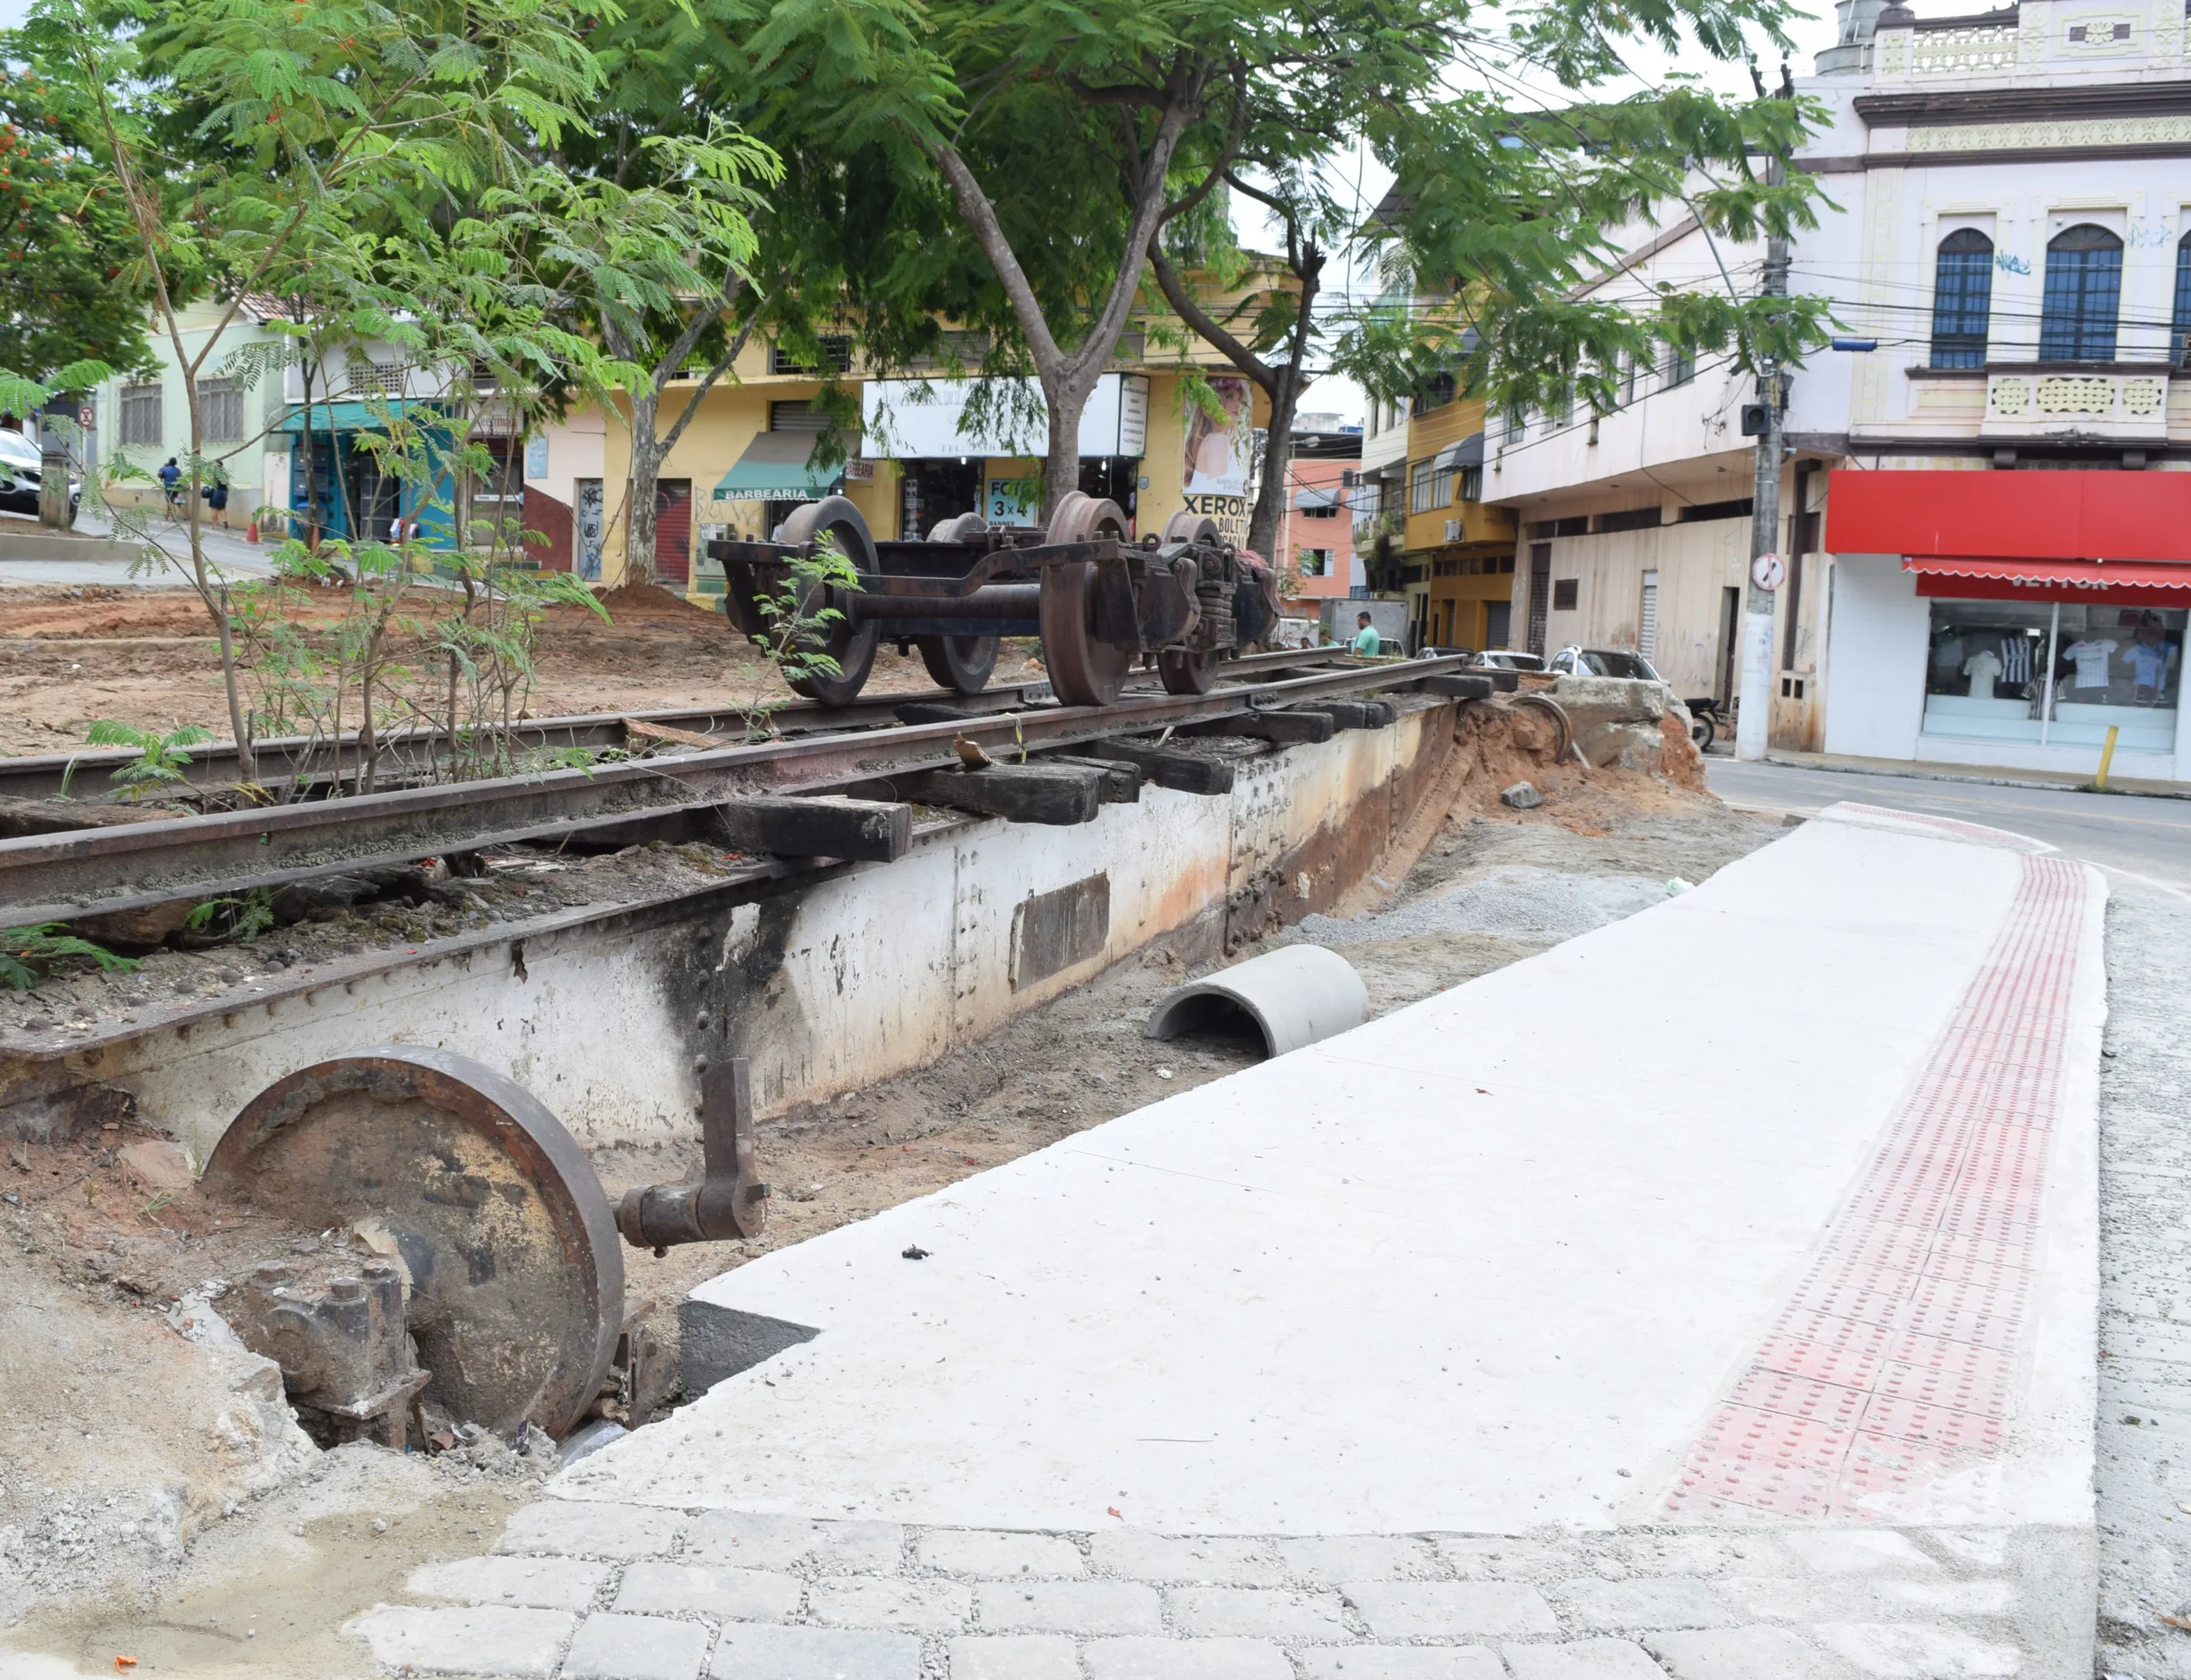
[
  {"left": 201, "top": 1048, "right": 623, "bottom": 1440},
  {"left": 917, "top": 635, "right": 1000, "bottom": 694},
  {"left": 1038, "top": 493, "right": 1131, "bottom": 707},
  {"left": 774, "top": 496, "right": 880, "bottom": 707},
  {"left": 1157, "top": 648, "right": 1220, "bottom": 695}
]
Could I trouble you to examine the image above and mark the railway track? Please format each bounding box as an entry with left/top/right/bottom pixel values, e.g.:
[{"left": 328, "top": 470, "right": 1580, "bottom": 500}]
[{"left": 1, "top": 650, "right": 1498, "bottom": 925}]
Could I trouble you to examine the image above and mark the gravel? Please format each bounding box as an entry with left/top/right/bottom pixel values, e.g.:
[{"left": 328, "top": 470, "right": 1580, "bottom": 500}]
[{"left": 1283, "top": 867, "right": 1676, "bottom": 949}]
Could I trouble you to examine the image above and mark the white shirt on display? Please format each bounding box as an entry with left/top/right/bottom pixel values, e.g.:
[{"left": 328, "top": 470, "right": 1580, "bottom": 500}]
[
  {"left": 2063, "top": 638, "right": 2117, "bottom": 689},
  {"left": 1961, "top": 649, "right": 2001, "bottom": 692}
]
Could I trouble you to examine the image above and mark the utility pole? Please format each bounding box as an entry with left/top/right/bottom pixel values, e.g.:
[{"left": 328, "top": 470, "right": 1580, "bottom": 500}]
[{"left": 1736, "top": 157, "right": 1790, "bottom": 763}]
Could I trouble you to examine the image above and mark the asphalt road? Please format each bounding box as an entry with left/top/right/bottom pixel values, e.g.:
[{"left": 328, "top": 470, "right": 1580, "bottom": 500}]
[{"left": 1706, "top": 758, "right": 2191, "bottom": 898}]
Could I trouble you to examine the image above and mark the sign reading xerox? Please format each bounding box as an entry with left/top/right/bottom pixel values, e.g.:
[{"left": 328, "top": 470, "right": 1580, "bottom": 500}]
[{"left": 1182, "top": 491, "right": 1250, "bottom": 548}]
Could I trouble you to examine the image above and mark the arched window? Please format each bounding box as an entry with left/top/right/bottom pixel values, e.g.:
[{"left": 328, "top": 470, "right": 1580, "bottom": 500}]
[
  {"left": 2038, "top": 223, "right": 2123, "bottom": 362},
  {"left": 2172, "top": 233, "right": 2191, "bottom": 367},
  {"left": 1930, "top": 229, "right": 1994, "bottom": 368}
]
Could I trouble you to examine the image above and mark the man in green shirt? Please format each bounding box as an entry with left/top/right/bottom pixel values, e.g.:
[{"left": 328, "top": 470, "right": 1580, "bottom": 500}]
[{"left": 1351, "top": 612, "right": 1381, "bottom": 656}]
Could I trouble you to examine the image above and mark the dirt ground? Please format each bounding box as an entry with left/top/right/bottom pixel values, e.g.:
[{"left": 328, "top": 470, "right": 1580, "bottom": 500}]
[
  {"left": 0, "top": 583, "right": 1004, "bottom": 757},
  {"left": 0, "top": 689, "right": 1787, "bottom": 1678}
]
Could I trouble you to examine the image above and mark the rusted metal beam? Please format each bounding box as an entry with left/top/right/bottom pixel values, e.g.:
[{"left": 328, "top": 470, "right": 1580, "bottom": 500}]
[{"left": 0, "top": 657, "right": 1469, "bottom": 923}]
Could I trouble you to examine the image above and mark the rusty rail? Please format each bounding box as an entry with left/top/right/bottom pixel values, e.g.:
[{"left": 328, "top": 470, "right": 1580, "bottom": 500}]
[
  {"left": 0, "top": 656, "right": 1466, "bottom": 924},
  {"left": 0, "top": 646, "right": 1352, "bottom": 798}
]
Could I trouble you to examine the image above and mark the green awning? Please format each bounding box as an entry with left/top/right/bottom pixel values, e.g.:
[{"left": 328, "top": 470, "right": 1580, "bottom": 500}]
[{"left": 714, "top": 431, "right": 843, "bottom": 501}]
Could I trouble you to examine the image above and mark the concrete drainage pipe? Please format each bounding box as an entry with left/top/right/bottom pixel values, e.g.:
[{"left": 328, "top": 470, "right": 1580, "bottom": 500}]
[{"left": 1144, "top": 945, "right": 1368, "bottom": 1059}]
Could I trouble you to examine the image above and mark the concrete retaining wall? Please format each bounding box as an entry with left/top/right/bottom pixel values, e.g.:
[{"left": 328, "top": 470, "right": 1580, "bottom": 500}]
[{"left": 82, "top": 703, "right": 1455, "bottom": 1159}]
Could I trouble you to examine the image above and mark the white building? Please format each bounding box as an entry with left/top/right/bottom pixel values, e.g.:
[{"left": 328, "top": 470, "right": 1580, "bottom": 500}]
[{"left": 1492, "top": 0, "right": 2191, "bottom": 781}]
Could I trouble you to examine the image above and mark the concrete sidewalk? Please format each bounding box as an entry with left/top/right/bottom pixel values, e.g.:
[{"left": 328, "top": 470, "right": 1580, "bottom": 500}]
[{"left": 357, "top": 803, "right": 2109, "bottom": 1679}]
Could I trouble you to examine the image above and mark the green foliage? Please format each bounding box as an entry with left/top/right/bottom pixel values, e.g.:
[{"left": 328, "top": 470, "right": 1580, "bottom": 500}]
[
  {"left": 0, "top": 54, "right": 154, "bottom": 383},
  {"left": 0, "top": 923, "right": 140, "bottom": 990},
  {"left": 184, "top": 887, "right": 276, "bottom": 941},
  {"left": 80, "top": 718, "right": 214, "bottom": 795}
]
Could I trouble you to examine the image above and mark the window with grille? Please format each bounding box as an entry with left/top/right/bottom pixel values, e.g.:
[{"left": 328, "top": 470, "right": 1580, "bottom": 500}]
[
  {"left": 1552, "top": 578, "right": 1578, "bottom": 610},
  {"left": 2038, "top": 223, "right": 2123, "bottom": 362},
  {"left": 1410, "top": 370, "right": 1457, "bottom": 416},
  {"left": 1929, "top": 229, "right": 1993, "bottom": 368},
  {"left": 119, "top": 383, "right": 162, "bottom": 448},
  {"left": 198, "top": 378, "right": 244, "bottom": 442},
  {"left": 769, "top": 337, "right": 852, "bottom": 376},
  {"left": 2172, "top": 234, "right": 2191, "bottom": 368}
]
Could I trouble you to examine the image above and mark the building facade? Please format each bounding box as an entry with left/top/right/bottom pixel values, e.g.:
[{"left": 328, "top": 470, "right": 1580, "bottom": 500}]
[
  {"left": 1494, "top": 0, "right": 2191, "bottom": 776},
  {"left": 1355, "top": 374, "right": 1517, "bottom": 653}
]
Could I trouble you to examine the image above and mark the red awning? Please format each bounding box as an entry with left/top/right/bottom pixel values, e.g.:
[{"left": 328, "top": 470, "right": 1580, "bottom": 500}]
[
  {"left": 1905, "top": 555, "right": 2191, "bottom": 606},
  {"left": 1828, "top": 469, "right": 2191, "bottom": 564}
]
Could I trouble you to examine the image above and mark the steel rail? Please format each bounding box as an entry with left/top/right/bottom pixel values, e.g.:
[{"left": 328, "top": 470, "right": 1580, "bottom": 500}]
[
  {"left": 0, "top": 656, "right": 1463, "bottom": 924},
  {"left": 0, "top": 646, "right": 1353, "bottom": 798}
]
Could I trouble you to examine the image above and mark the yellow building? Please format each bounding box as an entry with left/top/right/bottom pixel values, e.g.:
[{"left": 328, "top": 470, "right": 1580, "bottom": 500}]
[
  {"left": 1357, "top": 382, "right": 1518, "bottom": 651},
  {"left": 561, "top": 268, "right": 1297, "bottom": 594}
]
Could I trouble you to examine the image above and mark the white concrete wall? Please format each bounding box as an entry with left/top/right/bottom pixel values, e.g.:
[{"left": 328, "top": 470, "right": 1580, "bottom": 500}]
[
  {"left": 1822, "top": 554, "right": 1929, "bottom": 760},
  {"left": 85, "top": 713, "right": 1445, "bottom": 1161}
]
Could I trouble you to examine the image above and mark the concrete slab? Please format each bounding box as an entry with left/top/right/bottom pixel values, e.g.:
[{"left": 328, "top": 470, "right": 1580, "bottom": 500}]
[
  {"left": 349, "top": 802, "right": 2107, "bottom": 1677},
  {"left": 564, "top": 805, "right": 2103, "bottom": 1541}
]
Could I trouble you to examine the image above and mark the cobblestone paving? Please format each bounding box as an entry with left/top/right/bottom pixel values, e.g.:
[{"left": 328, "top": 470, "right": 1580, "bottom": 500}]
[
  {"left": 2094, "top": 891, "right": 2191, "bottom": 1680},
  {"left": 353, "top": 1506, "right": 2087, "bottom": 1678}
]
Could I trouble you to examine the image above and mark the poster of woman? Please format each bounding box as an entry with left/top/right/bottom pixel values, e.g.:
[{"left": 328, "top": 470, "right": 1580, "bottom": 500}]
[{"left": 1183, "top": 377, "right": 1253, "bottom": 497}]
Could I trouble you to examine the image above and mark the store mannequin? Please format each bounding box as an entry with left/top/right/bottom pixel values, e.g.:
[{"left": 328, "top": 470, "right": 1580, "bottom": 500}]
[{"left": 1961, "top": 644, "right": 2002, "bottom": 697}]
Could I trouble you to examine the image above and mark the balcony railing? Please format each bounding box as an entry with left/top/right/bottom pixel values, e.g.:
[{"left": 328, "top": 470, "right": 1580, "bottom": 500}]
[{"left": 1980, "top": 369, "right": 2171, "bottom": 440}]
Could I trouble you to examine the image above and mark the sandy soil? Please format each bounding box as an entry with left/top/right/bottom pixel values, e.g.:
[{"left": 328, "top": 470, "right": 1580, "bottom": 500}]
[{"left": 0, "top": 584, "right": 1000, "bottom": 757}]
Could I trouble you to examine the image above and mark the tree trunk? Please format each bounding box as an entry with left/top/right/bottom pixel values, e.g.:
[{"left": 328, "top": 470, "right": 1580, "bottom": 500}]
[
  {"left": 1036, "top": 365, "right": 1099, "bottom": 522},
  {"left": 626, "top": 390, "right": 663, "bottom": 587},
  {"left": 1246, "top": 366, "right": 1301, "bottom": 560}
]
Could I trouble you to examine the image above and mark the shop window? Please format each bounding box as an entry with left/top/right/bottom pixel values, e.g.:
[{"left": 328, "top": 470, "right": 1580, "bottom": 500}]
[
  {"left": 1929, "top": 229, "right": 1993, "bottom": 368},
  {"left": 2172, "top": 233, "right": 2191, "bottom": 367},
  {"left": 2038, "top": 224, "right": 2123, "bottom": 362},
  {"left": 1922, "top": 600, "right": 2181, "bottom": 755}
]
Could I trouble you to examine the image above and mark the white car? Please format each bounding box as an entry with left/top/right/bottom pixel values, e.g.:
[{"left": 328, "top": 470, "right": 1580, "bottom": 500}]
[{"left": 0, "top": 429, "right": 82, "bottom": 519}]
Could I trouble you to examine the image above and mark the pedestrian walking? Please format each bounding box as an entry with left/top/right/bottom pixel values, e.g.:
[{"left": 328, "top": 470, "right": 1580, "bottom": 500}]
[
  {"left": 157, "top": 458, "right": 181, "bottom": 515},
  {"left": 205, "top": 476, "right": 230, "bottom": 529}
]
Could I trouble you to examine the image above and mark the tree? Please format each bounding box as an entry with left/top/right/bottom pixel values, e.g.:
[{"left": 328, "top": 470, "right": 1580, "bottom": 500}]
[
  {"left": 21, "top": 0, "right": 605, "bottom": 779},
  {"left": 517, "top": 108, "right": 781, "bottom": 586},
  {"left": 0, "top": 46, "right": 152, "bottom": 383}
]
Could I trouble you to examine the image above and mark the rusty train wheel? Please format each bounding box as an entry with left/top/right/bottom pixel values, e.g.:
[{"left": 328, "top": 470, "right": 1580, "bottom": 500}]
[
  {"left": 201, "top": 1048, "right": 623, "bottom": 1440},
  {"left": 917, "top": 635, "right": 1000, "bottom": 694},
  {"left": 775, "top": 496, "right": 881, "bottom": 707},
  {"left": 1039, "top": 561, "right": 1130, "bottom": 707},
  {"left": 1157, "top": 647, "right": 1220, "bottom": 695}
]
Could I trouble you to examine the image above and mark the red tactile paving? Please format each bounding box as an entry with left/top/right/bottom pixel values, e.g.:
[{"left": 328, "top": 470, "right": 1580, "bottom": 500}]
[{"left": 1664, "top": 854, "right": 2087, "bottom": 1521}]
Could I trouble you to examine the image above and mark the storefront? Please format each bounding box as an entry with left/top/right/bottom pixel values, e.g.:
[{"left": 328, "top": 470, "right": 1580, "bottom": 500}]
[{"left": 1822, "top": 469, "right": 2191, "bottom": 782}]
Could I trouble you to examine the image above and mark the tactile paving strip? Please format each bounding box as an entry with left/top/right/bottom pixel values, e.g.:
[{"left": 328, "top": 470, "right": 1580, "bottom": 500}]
[
  {"left": 1821, "top": 802, "right": 2054, "bottom": 853},
  {"left": 1664, "top": 853, "right": 2087, "bottom": 1521}
]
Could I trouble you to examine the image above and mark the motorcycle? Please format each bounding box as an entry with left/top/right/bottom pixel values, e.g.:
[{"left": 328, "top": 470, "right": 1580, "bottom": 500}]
[{"left": 1683, "top": 697, "right": 1725, "bottom": 752}]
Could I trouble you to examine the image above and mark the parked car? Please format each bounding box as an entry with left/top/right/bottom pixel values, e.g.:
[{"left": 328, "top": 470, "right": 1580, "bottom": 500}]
[
  {"left": 1548, "top": 645, "right": 1665, "bottom": 682},
  {"left": 1467, "top": 648, "right": 1547, "bottom": 673},
  {"left": 0, "top": 430, "right": 81, "bottom": 520}
]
